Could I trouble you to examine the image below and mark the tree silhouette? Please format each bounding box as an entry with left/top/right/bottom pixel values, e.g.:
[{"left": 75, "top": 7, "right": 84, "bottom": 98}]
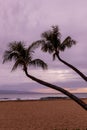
[
  {"left": 3, "top": 41, "right": 87, "bottom": 110},
  {"left": 32, "top": 25, "right": 87, "bottom": 81}
]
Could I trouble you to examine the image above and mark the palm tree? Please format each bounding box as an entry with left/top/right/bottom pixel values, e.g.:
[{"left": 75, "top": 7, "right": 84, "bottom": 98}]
[
  {"left": 3, "top": 41, "right": 87, "bottom": 110},
  {"left": 33, "top": 26, "right": 87, "bottom": 81}
]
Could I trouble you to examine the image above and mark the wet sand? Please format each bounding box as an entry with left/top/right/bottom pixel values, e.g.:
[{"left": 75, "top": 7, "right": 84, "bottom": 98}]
[{"left": 0, "top": 99, "right": 87, "bottom": 130}]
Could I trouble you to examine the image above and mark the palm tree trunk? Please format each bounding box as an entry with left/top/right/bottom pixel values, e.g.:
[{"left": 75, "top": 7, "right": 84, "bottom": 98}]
[
  {"left": 24, "top": 66, "right": 87, "bottom": 110},
  {"left": 56, "top": 53, "right": 87, "bottom": 82}
]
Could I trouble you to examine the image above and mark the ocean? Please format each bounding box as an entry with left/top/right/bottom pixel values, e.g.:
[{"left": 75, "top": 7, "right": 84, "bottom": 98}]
[{"left": 0, "top": 93, "right": 87, "bottom": 101}]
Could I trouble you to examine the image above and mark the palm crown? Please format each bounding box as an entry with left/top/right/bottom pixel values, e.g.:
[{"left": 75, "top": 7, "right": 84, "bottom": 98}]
[
  {"left": 41, "top": 25, "right": 76, "bottom": 59},
  {"left": 3, "top": 41, "right": 47, "bottom": 71},
  {"left": 32, "top": 25, "right": 87, "bottom": 82}
]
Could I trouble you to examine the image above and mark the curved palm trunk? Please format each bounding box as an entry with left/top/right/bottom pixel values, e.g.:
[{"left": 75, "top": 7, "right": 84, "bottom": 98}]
[
  {"left": 24, "top": 66, "right": 87, "bottom": 110},
  {"left": 56, "top": 53, "right": 87, "bottom": 82}
]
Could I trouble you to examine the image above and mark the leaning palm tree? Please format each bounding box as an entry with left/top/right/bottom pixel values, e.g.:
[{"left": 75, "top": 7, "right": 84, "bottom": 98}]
[
  {"left": 3, "top": 41, "right": 87, "bottom": 110},
  {"left": 33, "top": 26, "right": 87, "bottom": 81}
]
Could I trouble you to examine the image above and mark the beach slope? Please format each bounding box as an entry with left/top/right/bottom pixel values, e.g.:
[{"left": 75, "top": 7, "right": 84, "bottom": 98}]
[{"left": 0, "top": 99, "right": 87, "bottom": 130}]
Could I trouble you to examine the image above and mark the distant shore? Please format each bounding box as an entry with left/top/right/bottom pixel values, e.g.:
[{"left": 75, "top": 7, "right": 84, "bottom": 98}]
[
  {"left": 0, "top": 92, "right": 87, "bottom": 101},
  {"left": 0, "top": 96, "right": 68, "bottom": 101},
  {"left": 0, "top": 90, "right": 87, "bottom": 101},
  {"left": 0, "top": 98, "right": 87, "bottom": 129}
]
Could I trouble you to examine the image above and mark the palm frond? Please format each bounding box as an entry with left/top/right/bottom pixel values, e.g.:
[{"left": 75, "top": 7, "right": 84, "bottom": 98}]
[
  {"left": 41, "top": 25, "right": 62, "bottom": 53},
  {"left": 11, "top": 59, "right": 24, "bottom": 71},
  {"left": 60, "top": 36, "right": 76, "bottom": 51},
  {"left": 29, "top": 59, "right": 48, "bottom": 70},
  {"left": 3, "top": 50, "right": 20, "bottom": 63},
  {"left": 52, "top": 25, "right": 61, "bottom": 39},
  {"left": 53, "top": 53, "right": 56, "bottom": 61},
  {"left": 9, "top": 41, "right": 25, "bottom": 51},
  {"left": 9, "top": 41, "right": 26, "bottom": 58},
  {"left": 41, "top": 31, "right": 51, "bottom": 41},
  {"left": 28, "top": 40, "right": 44, "bottom": 52},
  {"left": 3, "top": 50, "right": 12, "bottom": 63},
  {"left": 3, "top": 41, "right": 48, "bottom": 72},
  {"left": 42, "top": 25, "right": 61, "bottom": 41},
  {"left": 27, "top": 40, "right": 45, "bottom": 61},
  {"left": 41, "top": 42, "right": 54, "bottom": 54}
]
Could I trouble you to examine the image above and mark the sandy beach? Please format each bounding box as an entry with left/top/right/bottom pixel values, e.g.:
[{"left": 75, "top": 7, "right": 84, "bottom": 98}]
[{"left": 0, "top": 99, "right": 87, "bottom": 130}]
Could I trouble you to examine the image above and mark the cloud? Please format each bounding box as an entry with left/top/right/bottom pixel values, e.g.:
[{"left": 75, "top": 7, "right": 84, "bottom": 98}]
[{"left": 0, "top": 0, "right": 87, "bottom": 92}]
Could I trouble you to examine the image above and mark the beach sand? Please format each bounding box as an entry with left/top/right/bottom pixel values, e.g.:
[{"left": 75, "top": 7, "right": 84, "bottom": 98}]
[{"left": 0, "top": 99, "right": 87, "bottom": 130}]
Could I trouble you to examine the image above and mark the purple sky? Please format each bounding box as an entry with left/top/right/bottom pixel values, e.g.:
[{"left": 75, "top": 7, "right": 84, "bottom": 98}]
[{"left": 0, "top": 0, "right": 87, "bottom": 93}]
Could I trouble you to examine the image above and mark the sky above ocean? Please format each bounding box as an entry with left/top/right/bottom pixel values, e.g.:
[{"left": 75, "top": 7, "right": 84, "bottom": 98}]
[{"left": 0, "top": 0, "right": 87, "bottom": 93}]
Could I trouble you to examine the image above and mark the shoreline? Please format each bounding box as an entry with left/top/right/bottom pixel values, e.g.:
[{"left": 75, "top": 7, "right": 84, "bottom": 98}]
[
  {"left": 0, "top": 92, "right": 87, "bottom": 102},
  {"left": 0, "top": 96, "right": 87, "bottom": 102}
]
